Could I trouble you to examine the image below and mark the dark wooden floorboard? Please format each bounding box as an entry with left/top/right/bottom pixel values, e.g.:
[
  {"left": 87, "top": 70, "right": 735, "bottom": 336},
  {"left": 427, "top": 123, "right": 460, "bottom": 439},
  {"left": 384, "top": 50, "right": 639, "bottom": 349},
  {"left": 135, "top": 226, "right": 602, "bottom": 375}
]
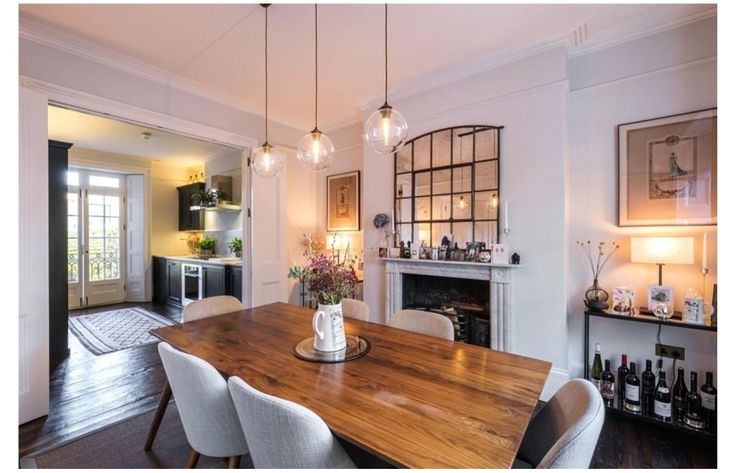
[{"left": 19, "top": 301, "right": 716, "bottom": 467}]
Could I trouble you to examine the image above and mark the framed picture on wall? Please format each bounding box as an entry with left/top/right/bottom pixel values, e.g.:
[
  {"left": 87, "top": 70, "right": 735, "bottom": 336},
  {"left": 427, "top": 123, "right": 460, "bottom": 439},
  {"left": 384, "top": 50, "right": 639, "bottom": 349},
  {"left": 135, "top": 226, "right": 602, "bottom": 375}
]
[
  {"left": 327, "top": 171, "right": 361, "bottom": 231},
  {"left": 618, "top": 108, "right": 717, "bottom": 226}
]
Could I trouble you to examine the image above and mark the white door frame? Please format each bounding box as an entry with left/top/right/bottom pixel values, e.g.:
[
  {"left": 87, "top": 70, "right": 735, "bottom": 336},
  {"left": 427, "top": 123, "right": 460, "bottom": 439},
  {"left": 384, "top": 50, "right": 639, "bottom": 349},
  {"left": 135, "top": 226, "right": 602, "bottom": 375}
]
[{"left": 21, "top": 76, "right": 259, "bottom": 310}]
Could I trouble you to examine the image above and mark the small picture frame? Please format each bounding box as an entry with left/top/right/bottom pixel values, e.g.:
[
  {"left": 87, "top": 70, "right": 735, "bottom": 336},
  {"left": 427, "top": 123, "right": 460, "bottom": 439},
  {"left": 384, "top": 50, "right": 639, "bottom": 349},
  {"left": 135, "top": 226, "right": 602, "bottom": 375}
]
[
  {"left": 612, "top": 287, "right": 635, "bottom": 315},
  {"left": 647, "top": 284, "right": 674, "bottom": 312},
  {"left": 466, "top": 242, "right": 485, "bottom": 261},
  {"left": 378, "top": 247, "right": 388, "bottom": 258},
  {"left": 327, "top": 171, "right": 361, "bottom": 232},
  {"left": 491, "top": 243, "right": 509, "bottom": 264}
]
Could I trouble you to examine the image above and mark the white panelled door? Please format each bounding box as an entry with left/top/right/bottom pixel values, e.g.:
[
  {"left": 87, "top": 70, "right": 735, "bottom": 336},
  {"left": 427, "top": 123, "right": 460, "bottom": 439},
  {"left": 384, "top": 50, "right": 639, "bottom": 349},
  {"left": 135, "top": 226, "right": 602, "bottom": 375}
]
[
  {"left": 250, "top": 153, "right": 288, "bottom": 306},
  {"left": 126, "top": 175, "right": 146, "bottom": 302},
  {"left": 67, "top": 190, "right": 82, "bottom": 309},
  {"left": 19, "top": 86, "right": 50, "bottom": 424}
]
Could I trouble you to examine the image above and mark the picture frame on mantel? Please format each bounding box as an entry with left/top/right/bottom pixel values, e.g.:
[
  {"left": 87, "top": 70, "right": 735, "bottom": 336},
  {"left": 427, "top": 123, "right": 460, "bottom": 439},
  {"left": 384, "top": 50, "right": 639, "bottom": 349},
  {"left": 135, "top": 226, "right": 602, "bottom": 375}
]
[
  {"left": 618, "top": 108, "right": 717, "bottom": 227},
  {"left": 327, "top": 171, "right": 361, "bottom": 232}
]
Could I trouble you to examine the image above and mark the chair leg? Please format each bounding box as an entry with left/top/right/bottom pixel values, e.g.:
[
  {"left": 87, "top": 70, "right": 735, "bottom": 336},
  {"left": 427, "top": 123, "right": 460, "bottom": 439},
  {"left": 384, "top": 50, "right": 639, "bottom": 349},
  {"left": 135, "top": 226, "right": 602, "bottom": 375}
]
[
  {"left": 187, "top": 449, "right": 200, "bottom": 468},
  {"left": 144, "top": 381, "right": 173, "bottom": 451},
  {"left": 228, "top": 456, "right": 241, "bottom": 469}
]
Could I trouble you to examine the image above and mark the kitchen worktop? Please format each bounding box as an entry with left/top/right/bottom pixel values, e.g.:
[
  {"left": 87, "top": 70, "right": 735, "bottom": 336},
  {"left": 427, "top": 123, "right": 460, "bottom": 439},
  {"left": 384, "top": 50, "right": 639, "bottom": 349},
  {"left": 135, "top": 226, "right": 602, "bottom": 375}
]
[{"left": 160, "top": 255, "right": 243, "bottom": 266}]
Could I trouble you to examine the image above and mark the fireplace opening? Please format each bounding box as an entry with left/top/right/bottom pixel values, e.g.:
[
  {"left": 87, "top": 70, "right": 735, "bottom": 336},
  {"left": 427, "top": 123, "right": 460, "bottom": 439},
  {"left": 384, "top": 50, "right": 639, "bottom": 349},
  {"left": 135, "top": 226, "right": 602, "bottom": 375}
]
[{"left": 401, "top": 274, "right": 490, "bottom": 347}]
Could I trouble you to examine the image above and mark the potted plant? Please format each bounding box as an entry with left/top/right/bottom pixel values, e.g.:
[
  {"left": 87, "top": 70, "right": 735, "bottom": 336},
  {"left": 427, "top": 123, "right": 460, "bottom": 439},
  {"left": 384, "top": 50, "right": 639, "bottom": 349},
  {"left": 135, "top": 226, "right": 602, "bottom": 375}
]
[
  {"left": 228, "top": 237, "right": 242, "bottom": 258},
  {"left": 191, "top": 188, "right": 229, "bottom": 208},
  {"left": 198, "top": 235, "right": 216, "bottom": 257}
]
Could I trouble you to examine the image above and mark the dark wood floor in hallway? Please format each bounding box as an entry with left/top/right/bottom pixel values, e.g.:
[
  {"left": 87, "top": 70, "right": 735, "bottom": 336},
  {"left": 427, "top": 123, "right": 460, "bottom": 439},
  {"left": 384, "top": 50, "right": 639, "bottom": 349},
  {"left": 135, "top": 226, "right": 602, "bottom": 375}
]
[{"left": 19, "top": 302, "right": 716, "bottom": 468}]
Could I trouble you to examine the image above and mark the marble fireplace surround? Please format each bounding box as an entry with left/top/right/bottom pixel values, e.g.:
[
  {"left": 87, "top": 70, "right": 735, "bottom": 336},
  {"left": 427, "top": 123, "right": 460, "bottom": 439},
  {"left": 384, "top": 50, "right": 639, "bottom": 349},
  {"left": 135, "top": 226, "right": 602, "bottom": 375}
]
[{"left": 383, "top": 258, "right": 522, "bottom": 352}]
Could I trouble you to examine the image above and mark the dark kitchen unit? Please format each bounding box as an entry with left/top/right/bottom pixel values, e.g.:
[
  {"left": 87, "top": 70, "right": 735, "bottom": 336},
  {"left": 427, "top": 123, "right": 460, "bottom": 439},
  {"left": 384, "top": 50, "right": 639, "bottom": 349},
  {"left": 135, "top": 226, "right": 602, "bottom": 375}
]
[
  {"left": 178, "top": 183, "right": 205, "bottom": 231},
  {"left": 153, "top": 256, "right": 243, "bottom": 306}
]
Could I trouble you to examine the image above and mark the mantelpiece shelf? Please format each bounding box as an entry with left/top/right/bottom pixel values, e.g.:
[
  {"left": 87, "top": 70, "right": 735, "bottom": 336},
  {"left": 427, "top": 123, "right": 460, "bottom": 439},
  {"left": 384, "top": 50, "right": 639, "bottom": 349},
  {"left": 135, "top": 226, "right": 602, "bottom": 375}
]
[{"left": 378, "top": 257, "right": 523, "bottom": 268}]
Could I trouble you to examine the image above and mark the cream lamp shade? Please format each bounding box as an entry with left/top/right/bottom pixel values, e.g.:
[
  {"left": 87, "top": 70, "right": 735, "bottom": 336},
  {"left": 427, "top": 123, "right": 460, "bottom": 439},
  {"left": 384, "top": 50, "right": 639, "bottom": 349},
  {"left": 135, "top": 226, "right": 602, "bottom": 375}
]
[
  {"left": 630, "top": 237, "right": 694, "bottom": 265},
  {"left": 630, "top": 236, "right": 694, "bottom": 286}
]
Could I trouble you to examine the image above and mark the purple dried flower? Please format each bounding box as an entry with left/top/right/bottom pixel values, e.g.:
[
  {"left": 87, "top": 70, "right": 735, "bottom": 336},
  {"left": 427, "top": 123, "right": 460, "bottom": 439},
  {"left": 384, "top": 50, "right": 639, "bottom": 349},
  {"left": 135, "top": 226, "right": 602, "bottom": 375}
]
[{"left": 373, "top": 213, "right": 390, "bottom": 229}]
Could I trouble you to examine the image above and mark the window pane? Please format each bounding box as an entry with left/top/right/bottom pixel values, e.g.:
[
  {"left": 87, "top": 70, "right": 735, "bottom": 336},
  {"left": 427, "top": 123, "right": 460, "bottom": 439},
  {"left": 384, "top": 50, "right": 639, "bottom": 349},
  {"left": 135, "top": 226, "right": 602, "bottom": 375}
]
[
  {"left": 475, "top": 128, "right": 497, "bottom": 160},
  {"left": 67, "top": 192, "right": 78, "bottom": 214},
  {"left": 415, "top": 172, "right": 431, "bottom": 196},
  {"left": 414, "top": 135, "right": 431, "bottom": 170},
  {"left": 414, "top": 197, "right": 431, "bottom": 222},
  {"left": 396, "top": 198, "right": 412, "bottom": 223},
  {"left": 414, "top": 223, "right": 431, "bottom": 246},
  {"left": 474, "top": 221, "right": 498, "bottom": 246},
  {"left": 452, "top": 222, "right": 473, "bottom": 248},
  {"left": 432, "top": 195, "right": 451, "bottom": 220},
  {"left": 397, "top": 223, "right": 412, "bottom": 244},
  {"left": 431, "top": 222, "right": 451, "bottom": 247},
  {"left": 67, "top": 171, "right": 79, "bottom": 186},
  {"left": 396, "top": 173, "right": 412, "bottom": 198},
  {"left": 452, "top": 166, "right": 472, "bottom": 193},
  {"left": 453, "top": 193, "right": 472, "bottom": 220},
  {"left": 453, "top": 128, "right": 474, "bottom": 164},
  {"left": 105, "top": 217, "right": 120, "bottom": 238},
  {"left": 432, "top": 130, "right": 451, "bottom": 167},
  {"left": 432, "top": 169, "right": 451, "bottom": 194},
  {"left": 475, "top": 160, "right": 498, "bottom": 191},
  {"left": 474, "top": 191, "right": 499, "bottom": 220},
  {"left": 396, "top": 143, "right": 412, "bottom": 173},
  {"left": 105, "top": 195, "right": 120, "bottom": 217},
  {"left": 89, "top": 175, "right": 120, "bottom": 188},
  {"left": 89, "top": 217, "right": 104, "bottom": 237}
]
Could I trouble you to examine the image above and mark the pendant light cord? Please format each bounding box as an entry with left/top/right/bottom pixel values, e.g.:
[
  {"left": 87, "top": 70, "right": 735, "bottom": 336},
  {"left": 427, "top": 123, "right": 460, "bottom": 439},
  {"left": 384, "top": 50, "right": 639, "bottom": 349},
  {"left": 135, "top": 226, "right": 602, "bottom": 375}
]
[
  {"left": 314, "top": 4, "right": 318, "bottom": 130},
  {"left": 264, "top": 5, "right": 269, "bottom": 143},
  {"left": 384, "top": 3, "right": 388, "bottom": 105}
]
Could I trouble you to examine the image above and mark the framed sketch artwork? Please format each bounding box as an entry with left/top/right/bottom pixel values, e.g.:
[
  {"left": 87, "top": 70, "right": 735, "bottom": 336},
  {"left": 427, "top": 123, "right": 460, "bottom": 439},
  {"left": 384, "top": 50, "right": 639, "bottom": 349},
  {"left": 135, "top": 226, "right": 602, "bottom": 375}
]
[
  {"left": 327, "top": 171, "right": 361, "bottom": 232},
  {"left": 618, "top": 109, "right": 717, "bottom": 226}
]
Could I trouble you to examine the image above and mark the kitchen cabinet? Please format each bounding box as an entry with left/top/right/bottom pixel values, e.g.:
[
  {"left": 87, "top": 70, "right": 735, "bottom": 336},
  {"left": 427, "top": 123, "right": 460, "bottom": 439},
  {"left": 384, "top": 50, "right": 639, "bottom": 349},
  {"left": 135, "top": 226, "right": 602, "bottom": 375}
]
[
  {"left": 227, "top": 265, "right": 243, "bottom": 302},
  {"left": 152, "top": 256, "right": 168, "bottom": 304},
  {"left": 178, "top": 183, "right": 204, "bottom": 231},
  {"left": 167, "top": 259, "right": 182, "bottom": 305},
  {"left": 202, "top": 264, "right": 226, "bottom": 298}
]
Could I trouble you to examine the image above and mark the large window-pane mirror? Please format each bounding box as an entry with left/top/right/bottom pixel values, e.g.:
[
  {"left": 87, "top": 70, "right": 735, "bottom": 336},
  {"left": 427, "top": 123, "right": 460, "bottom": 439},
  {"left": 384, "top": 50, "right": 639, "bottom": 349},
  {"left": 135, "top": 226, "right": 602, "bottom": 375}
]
[{"left": 393, "top": 125, "right": 502, "bottom": 248}]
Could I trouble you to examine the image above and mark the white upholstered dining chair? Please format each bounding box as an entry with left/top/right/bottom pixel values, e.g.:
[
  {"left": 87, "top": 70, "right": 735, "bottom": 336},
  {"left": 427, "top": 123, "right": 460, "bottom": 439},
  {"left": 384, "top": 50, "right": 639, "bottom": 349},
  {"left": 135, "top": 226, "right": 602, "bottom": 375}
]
[
  {"left": 227, "top": 376, "right": 356, "bottom": 469},
  {"left": 158, "top": 342, "right": 249, "bottom": 468},
  {"left": 513, "top": 379, "right": 604, "bottom": 469},
  {"left": 387, "top": 309, "right": 455, "bottom": 341},
  {"left": 341, "top": 298, "right": 370, "bottom": 322},
  {"left": 144, "top": 296, "right": 243, "bottom": 451}
]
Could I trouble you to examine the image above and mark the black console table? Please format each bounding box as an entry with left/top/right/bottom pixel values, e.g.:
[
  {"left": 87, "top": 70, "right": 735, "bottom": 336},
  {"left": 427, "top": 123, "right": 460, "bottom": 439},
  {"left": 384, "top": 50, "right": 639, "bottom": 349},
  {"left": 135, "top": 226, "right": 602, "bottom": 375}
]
[{"left": 584, "top": 309, "right": 717, "bottom": 439}]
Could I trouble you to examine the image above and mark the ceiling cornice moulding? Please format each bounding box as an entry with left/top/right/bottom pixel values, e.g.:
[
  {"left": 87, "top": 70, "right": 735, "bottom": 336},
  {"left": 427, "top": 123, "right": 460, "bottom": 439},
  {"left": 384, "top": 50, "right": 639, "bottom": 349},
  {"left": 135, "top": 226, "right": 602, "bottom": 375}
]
[{"left": 19, "top": 12, "right": 306, "bottom": 132}]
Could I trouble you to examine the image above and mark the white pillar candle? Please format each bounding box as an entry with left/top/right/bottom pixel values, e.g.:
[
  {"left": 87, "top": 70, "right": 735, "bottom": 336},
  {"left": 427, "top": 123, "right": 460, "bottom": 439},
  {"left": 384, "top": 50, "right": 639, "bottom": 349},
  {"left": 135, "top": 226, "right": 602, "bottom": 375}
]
[
  {"left": 702, "top": 232, "right": 708, "bottom": 269},
  {"left": 504, "top": 201, "right": 509, "bottom": 231}
]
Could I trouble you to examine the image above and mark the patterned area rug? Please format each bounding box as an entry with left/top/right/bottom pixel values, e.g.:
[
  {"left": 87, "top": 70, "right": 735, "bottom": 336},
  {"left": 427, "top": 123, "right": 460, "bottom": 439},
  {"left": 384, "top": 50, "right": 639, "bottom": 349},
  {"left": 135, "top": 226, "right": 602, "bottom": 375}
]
[{"left": 69, "top": 307, "right": 176, "bottom": 355}]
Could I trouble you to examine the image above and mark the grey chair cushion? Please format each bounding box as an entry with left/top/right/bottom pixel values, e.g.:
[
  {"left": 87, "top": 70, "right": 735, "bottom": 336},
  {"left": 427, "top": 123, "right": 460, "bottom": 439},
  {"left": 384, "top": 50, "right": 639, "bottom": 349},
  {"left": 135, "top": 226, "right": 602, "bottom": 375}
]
[
  {"left": 516, "top": 379, "right": 604, "bottom": 469},
  {"left": 388, "top": 309, "right": 455, "bottom": 340},
  {"left": 182, "top": 295, "right": 242, "bottom": 322},
  {"left": 342, "top": 298, "right": 370, "bottom": 322},
  {"left": 228, "top": 376, "right": 355, "bottom": 469},
  {"left": 157, "top": 342, "right": 248, "bottom": 458}
]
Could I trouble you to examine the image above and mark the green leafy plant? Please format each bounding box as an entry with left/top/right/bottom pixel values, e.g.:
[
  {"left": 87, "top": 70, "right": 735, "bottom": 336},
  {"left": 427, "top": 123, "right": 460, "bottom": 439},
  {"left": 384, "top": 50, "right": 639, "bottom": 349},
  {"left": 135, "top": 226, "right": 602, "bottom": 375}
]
[
  {"left": 228, "top": 237, "right": 242, "bottom": 255},
  {"left": 198, "top": 235, "right": 216, "bottom": 251},
  {"left": 192, "top": 188, "right": 229, "bottom": 207}
]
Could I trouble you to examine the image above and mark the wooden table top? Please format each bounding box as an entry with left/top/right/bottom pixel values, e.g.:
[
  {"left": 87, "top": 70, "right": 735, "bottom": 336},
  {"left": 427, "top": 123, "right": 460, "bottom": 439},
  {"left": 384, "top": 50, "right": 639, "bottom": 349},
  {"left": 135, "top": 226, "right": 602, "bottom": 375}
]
[{"left": 151, "top": 302, "right": 551, "bottom": 468}]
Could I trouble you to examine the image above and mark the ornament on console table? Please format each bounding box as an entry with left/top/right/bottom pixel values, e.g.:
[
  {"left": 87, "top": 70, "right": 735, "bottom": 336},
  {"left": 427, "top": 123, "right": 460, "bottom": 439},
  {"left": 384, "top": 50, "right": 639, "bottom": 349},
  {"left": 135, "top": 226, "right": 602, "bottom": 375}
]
[{"left": 577, "top": 240, "right": 620, "bottom": 312}]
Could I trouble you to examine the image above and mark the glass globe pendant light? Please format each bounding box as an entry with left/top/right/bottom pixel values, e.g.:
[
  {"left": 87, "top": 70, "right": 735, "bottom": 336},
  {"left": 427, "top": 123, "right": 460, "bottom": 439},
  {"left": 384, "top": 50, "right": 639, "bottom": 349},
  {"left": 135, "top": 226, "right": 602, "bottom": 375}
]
[
  {"left": 297, "top": 5, "right": 335, "bottom": 171},
  {"left": 363, "top": 4, "right": 408, "bottom": 155},
  {"left": 252, "top": 4, "right": 284, "bottom": 178}
]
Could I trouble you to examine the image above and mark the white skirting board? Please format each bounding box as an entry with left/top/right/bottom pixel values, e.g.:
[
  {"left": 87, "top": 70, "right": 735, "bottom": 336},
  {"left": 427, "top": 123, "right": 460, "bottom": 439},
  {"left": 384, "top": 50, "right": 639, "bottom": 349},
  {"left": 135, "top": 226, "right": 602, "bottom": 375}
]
[{"left": 539, "top": 367, "right": 571, "bottom": 402}]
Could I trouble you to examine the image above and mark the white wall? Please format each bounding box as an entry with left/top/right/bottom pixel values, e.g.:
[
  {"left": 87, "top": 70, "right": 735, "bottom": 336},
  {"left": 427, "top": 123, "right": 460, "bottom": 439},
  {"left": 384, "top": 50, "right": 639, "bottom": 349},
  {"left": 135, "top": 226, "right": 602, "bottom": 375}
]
[
  {"left": 567, "top": 17, "right": 717, "bottom": 384},
  {"left": 203, "top": 149, "right": 244, "bottom": 256},
  {"left": 362, "top": 47, "right": 571, "bottom": 397}
]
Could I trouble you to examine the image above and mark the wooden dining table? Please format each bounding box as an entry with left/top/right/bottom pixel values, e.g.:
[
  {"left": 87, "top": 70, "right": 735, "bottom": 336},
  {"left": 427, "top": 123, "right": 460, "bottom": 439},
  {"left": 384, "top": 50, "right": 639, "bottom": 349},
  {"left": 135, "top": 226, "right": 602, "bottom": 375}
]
[{"left": 151, "top": 302, "right": 551, "bottom": 468}]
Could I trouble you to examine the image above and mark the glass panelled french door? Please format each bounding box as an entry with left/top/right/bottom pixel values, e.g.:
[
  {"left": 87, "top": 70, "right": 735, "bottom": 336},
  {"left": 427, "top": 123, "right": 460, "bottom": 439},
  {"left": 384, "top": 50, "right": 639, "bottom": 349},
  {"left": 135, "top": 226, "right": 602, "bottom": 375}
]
[{"left": 67, "top": 169, "right": 126, "bottom": 309}]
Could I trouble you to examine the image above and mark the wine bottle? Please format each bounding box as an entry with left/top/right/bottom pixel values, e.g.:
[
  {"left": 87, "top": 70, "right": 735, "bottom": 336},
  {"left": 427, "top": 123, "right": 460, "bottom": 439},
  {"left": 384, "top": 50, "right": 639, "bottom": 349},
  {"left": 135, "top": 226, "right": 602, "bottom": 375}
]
[
  {"left": 685, "top": 372, "right": 705, "bottom": 430},
  {"left": 591, "top": 343, "right": 603, "bottom": 389},
  {"left": 672, "top": 367, "right": 688, "bottom": 423},
  {"left": 624, "top": 362, "right": 641, "bottom": 413},
  {"left": 701, "top": 371, "right": 717, "bottom": 433},
  {"left": 600, "top": 359, "right": 615, "bottom": 407},
  {"left": 653, "top": 371, "right": 671, "bottom": 421},
  {"left": 617, "top": 354, "right": 629, "bottom": 405},
  {"left": 641, "top": 359, "right": 656, "bottom": 416}
]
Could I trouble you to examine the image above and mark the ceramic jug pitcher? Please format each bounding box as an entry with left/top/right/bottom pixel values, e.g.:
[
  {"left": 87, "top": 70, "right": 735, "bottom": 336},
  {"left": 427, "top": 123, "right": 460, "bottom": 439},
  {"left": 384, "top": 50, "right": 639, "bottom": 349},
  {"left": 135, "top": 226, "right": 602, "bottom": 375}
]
[
  {"left": 683, "top": 291, "right": 714, "bottom": 324},
  {"left": 312, "top": 303, "right": 347, "bottom": 352}
]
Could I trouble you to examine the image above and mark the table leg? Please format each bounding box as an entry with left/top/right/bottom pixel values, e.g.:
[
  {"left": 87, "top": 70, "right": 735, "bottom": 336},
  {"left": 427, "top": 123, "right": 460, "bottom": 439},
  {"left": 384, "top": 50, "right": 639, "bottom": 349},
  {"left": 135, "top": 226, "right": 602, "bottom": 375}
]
[
  {"left": 584, "top": 311, "right": 589, "bottom": 380},
  {"left": 144, "top": 381, "right": 172, "bottom": 451}
]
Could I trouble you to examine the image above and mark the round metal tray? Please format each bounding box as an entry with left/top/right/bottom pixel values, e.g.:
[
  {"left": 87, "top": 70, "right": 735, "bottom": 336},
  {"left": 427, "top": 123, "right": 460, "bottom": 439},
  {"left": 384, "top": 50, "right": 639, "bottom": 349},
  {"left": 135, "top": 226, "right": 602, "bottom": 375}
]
[{"left": 293, "top": 335, "right": 370, "bottom": 363}]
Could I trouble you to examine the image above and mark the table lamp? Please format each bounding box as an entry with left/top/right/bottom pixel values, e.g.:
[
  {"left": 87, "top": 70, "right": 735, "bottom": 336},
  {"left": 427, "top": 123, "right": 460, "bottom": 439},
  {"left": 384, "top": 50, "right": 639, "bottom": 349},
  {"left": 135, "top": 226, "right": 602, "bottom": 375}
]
[{"left": 631, "top": 236, "right": 694, "bottom": 315}]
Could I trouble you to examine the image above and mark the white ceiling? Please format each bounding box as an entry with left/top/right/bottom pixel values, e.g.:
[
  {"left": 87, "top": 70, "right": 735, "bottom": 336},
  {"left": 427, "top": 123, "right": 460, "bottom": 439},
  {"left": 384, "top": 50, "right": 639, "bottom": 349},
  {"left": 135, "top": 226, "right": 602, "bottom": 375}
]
[
  {"left": 22, "top": 4, "right": 712, "bottom": 132},
  {"left": 48, "top": 106, "right": 236, "bottom": 164}
]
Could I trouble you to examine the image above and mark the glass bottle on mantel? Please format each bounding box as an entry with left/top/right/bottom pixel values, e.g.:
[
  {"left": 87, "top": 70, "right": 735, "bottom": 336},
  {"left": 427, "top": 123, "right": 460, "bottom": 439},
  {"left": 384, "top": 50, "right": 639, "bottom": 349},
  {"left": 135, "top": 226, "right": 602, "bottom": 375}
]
[
  {"left": 641, "top": 360, "right": 656, "bottom": 416},
  {"left": 591, "top": 343, "right": 603, "bottom": 390},
  {"left": 685, "top": 372, "right": 705, "bottom": 430},
  {"left": 624, "top": 362, "right": 642, "bottom": 413},
  {"left": 672, "top": 367, "right": 689, "bottom": 423},
  {"left": 617, "top": 354, "right": 630, "bottom": 405},
  {"left": 600, "top": 359, "right": 615, "bottom": 407},
  {"left": 701, "top": 371, "right": 717, "bottom": 433},
  {"left": 653, "top": 371, "right": 672, "bottom": 421}
]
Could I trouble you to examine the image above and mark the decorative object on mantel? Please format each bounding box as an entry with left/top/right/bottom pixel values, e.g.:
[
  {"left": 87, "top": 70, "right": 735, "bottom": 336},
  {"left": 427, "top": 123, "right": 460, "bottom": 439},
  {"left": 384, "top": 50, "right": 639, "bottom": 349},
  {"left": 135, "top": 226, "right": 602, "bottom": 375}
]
[
  {"left": 577, "top": 240, "right": 620, "bottom": 311},
  {"left": 363, "top": 4, "right": 408, "bottom": 155},
  {"left": 618, "top": 108, "right": 717, "bottom": 226},
  {"left": 479, "top": 250, "right": 491, "bottom": 263},
  {"left": 683, "top": 288, "right": 714, "bottom": 325},
  {"left": 251, "top": 4, "right": 284, "bottom": 178},
  {"left": 631, "top": 236, "right": 694, "bottom": 315},
  {"left": 296, "top": 4, "right": 336, "bottom": 172},
  {"left": 327, "top": 171, "right": 361, "bottom": 231},
  {"left": 491, "top": 243, "right": 509, "bottom": 265},
  {"left": 511, "top": 252, "right": 520, "bottom": 265}
]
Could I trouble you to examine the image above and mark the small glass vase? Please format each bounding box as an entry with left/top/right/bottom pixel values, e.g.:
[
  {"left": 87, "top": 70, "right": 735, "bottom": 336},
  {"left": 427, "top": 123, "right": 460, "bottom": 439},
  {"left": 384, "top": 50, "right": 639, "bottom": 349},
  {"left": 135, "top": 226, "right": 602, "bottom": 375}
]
[{"left": 585, "top": 278, "right": 610, "bottom": 311}]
